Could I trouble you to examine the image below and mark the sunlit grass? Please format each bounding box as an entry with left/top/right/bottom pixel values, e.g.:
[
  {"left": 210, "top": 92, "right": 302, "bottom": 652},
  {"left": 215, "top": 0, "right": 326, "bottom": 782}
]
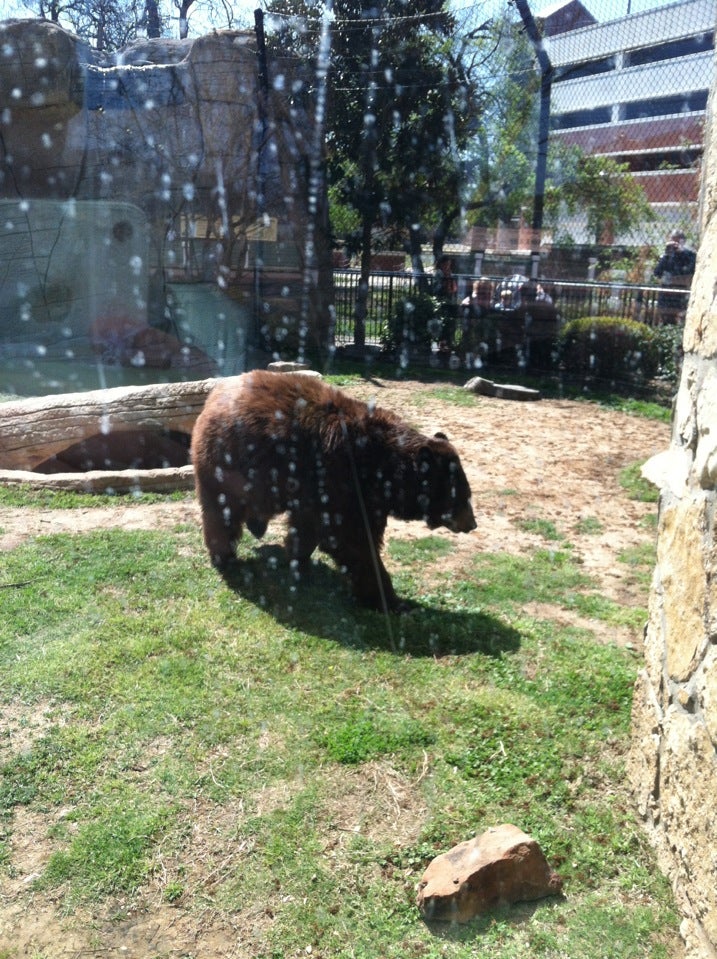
[
  {"left": 619, "top": 462, "right": 660, "bottom": 503},
  {"left": 574, "top": 515, "right": 604, "bottom": 535},
  {"left": 0, "top": 516, "right": 678, "bottom": 956},
  {"left": 516, "top": 516, "right": 564, "bottom": 541},
  {"left": 0, "top": 485, "right": 191, "bottom": 509}
]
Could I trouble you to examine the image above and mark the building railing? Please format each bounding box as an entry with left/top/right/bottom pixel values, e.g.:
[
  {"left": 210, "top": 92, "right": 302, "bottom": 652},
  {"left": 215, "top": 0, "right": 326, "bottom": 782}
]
[{"left": 331, "top": 270, "right": 690, "bottom": 346}]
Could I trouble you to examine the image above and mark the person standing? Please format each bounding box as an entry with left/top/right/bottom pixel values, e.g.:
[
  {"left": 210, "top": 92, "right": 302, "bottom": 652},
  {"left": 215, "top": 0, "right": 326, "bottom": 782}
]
[
  {"left": 653, "top": 230, "right": 696, "bottom": 324},
  {"left": 460, "top": 277, "right": 494, "bottom": 361},
  {"left": 433, "top": 256, "right": 458, "bottom": 352}
]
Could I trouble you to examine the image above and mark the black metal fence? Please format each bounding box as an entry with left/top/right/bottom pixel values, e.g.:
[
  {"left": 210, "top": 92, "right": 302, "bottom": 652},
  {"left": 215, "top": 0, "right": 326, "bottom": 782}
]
[{"left": 332, "top": 270, "right": 687, "bottom": 347}]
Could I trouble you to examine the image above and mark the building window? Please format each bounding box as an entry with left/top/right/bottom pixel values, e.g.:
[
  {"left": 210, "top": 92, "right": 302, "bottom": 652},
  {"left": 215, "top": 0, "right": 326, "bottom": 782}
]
[
  {"left": 623, "top": 90, "right": 709, "bottom": 122},
  {"left": 552, "top": 106, "right": 612, "bottom": 130},
  {"left": 618, "top": 150, "right": 701, "bottom": 173},
  {"left": 627, "top": 31, "right": 714, "bottom": 68},
  {"left": 553, "top": 56, "right": 616, "bottom": 83}
]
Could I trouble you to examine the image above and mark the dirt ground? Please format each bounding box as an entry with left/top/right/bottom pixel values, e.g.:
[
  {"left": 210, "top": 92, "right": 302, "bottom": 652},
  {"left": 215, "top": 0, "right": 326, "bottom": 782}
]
[{"left": 0, "top": 377, "right": 672, "bottom": 956}]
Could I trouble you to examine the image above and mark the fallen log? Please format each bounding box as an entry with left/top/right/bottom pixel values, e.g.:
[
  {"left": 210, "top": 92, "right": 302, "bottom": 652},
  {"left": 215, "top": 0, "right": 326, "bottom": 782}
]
[{"left": 0, "top": 376, "right": 239, "bottom": 472}]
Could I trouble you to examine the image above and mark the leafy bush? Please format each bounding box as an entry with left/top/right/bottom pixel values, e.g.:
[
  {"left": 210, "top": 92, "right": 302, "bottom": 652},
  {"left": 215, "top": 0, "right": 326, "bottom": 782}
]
[
  {"left": 381, "top": 292, "right": 442, "bottom": 354},
  {"left": 559, "top": 316, "right": 659, "bottom": 382},
  {"left": 652, "top": 323, "right": 684, "bottom": 387}
]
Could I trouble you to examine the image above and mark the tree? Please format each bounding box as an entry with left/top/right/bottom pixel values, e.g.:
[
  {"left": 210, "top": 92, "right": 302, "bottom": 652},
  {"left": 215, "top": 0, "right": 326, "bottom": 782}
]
[
  {"left": 20, "top": 0, "right": 153, "bottom": 48},
  {"left": 545, "top": 145, "right": 655, "bottom": 245},
  {"left": 330, "top": 0, "right": 476, "bottom": 257},
  {"left": 461, "top": 13, "right": 654, "bottom": 248},
  {"left": 464, "top": 10, "right": 540, "bottom": 228},
  {"left": 145, "top": 0, "right": 162, "bottom": 37},
  {"left": 266, "top": 0, "right": 480, "bottom": 344},
  {"left": 29, "top": 0, "right": 68, "bottom": 21},
  {"left": 17, "top": 0, "right": 238, "bottom": 46}
]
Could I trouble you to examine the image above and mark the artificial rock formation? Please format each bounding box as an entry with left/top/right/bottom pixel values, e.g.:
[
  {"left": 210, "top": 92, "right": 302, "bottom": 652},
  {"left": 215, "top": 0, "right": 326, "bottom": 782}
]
[
  {"left": 628, "top": 55, "right": 717, "bottom": 959},
  {"left": 0, "top": 19, "right": 309, "bottom": 235},
  {"left": 0, "top": 18, "right": 334, "bottom": 356},
  {"left": 416, "top": 824, "right": 562, "bottom": 923}
]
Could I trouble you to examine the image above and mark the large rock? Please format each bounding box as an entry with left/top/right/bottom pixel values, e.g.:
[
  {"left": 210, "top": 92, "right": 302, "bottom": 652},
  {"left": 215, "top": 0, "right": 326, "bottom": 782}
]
[
  {"left": 628, "top": 43, "right": 717, "bottom": 959},
  {"left": 416, "top": 824, "right": 562, "bottom": 923}
]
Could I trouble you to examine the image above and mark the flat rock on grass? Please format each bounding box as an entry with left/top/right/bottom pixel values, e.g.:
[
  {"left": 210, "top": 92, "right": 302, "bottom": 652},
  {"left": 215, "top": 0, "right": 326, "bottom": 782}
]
[
  {"left": 464, "top": 375, "right": 541, "bottom": 401},
  {"left": 416, "top": 823, "right": 563, "bottom": 923}
]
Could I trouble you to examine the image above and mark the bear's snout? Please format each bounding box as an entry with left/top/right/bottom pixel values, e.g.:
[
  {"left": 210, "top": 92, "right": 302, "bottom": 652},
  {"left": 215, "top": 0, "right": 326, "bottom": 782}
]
[{"left": 449, "top": 503, "right": 477, "bottom": 533}]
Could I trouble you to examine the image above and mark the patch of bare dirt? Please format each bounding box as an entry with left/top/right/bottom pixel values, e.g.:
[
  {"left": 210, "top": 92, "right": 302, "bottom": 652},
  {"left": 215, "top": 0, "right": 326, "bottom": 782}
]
[{"left": 0, "top": 378, "right": 671, "bottom": 957}]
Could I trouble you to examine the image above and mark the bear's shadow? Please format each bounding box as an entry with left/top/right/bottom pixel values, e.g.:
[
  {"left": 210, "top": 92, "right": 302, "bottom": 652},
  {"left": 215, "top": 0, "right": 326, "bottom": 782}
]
[{"left": 218, "top": 545, "right": 520, "bottom": 658}]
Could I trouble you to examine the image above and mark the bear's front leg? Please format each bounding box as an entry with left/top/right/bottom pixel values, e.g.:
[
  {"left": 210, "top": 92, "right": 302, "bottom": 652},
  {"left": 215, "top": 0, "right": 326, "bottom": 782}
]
[
  {"left": 285, "top": 511, "right": 320, "bottom": 570},
  {"left": 324, "top": 532, "right": 399, "bottom": 611},
  {"left": 350, "top": 554, "right": 399, "bottom": 611},
  {"left": 196, "top": 485, "right": 244, "bottom": 568}
]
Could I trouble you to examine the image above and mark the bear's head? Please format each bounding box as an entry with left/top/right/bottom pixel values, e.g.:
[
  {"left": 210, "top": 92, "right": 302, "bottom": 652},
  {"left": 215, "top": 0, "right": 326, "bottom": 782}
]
[{"left": 417, "top": 434, "right": 476, "bottom": 534}]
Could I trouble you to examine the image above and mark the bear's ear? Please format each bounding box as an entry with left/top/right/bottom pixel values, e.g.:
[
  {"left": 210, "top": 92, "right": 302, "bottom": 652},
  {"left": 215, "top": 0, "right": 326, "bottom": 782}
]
[
  {"left": 418, "top": 444, "right": 435, "bottom": 473},
  {"left": 433, "top": 431, "right": 448, "bottom": 441}
]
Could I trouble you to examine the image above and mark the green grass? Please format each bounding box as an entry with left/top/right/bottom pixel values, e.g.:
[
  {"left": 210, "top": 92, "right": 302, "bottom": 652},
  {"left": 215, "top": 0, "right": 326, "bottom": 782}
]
[
  {"left": 37, "top": 790, "right": 172, "bottom": 902},
  {"left": 575, "top": 515, "right": 604, "bottom": 535},
  {"left": 619, "top": 462, "right": 660, "bottom": 503},
  {"left": 322, "top": 354, "right": 675, "bottom": 416},
  {"left": 0, "top": 513, "right": 679, "bottom": 955},
  {"left": 618, "top": 541, "right": 657, "bottom": 593},
  {"left": 517, "top": 516, "right": 564, "bottom": 541},
  {"left": 444, "top": 546, "right": 650, "bottom": 636},
  {"left": 456, "top": 548, "right": 589, "bottom": 609},
  {"left": 551, "top": 382, "right": 673, "bottom": 418},
  {"left": 388, "top": 535, "right": 454, "bottom": 565},
  {"left": 595, "top": 396, "right": 672, "bottom": 422},
  {"left": 0, "top": 485, "right": 191, "bottom": 510},
  {"left": 320, "top": 712, "right": 434, "bottom": 764},
  {"left": 427, "top": 385, "right": 480, "bottom": 406}
]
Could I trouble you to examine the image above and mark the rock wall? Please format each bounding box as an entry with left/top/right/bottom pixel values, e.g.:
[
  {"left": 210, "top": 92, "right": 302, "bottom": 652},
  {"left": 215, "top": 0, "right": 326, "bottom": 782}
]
[{"left": 628, "top": 54, "right": 717, "bottom": 959}]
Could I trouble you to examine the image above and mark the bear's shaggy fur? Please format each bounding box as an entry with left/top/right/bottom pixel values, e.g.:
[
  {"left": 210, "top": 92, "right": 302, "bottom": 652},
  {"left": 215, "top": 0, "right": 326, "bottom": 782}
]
[{"left": 191, "top": 370, "right": 476, "bottom": 610}]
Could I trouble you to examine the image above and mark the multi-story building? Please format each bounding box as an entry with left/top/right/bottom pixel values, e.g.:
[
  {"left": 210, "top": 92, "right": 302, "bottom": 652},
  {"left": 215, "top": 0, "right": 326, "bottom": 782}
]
[{"left": 539, "top": 0, "right": 715, "bottom": 244}]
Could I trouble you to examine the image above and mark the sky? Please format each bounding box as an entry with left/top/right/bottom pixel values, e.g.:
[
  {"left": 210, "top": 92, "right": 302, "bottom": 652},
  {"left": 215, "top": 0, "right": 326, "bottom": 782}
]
[{"left": 2, "top": 0, "right": 686, "bottom": 31}]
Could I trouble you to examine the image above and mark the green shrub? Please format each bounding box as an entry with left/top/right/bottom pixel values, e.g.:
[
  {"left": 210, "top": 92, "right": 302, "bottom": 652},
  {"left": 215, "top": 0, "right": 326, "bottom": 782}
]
[
  {"left": 559, "top": 316, "right": 659, "bottom": 382},
  {"left": 652, "top": 323, "right": 684, "bottom": 387},
  {"left": 381, "top": 292, "right": 442, "bottom": 354}
]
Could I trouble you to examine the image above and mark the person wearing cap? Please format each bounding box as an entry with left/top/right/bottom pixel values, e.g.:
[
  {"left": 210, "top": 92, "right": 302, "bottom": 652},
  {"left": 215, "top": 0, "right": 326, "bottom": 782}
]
[{"left": 653, "top": 230, "right": 696, "bottom": 324}]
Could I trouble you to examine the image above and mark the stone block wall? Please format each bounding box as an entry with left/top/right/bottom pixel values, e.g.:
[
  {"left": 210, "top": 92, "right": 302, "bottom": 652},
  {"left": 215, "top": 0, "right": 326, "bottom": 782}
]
[{"left": 628, "top": 56, "right": 717, "bottom": 959}]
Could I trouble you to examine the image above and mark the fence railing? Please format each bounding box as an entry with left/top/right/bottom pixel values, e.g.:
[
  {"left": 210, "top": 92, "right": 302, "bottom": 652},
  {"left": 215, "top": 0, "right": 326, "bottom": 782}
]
[{"left": 331, "top": 270, "right": 690, "bottom": 347}]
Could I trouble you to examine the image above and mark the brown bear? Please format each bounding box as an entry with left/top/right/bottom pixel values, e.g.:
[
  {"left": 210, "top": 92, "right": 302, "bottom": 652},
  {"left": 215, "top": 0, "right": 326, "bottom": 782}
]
[{"left": 191, "top": 370, "right": 476, "bottom": 610}]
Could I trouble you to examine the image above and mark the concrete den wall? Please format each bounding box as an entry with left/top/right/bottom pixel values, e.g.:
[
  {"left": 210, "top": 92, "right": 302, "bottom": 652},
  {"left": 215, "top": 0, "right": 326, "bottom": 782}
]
[{"left": 628, "top": 55, "right": 717, "bottom": 959}]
